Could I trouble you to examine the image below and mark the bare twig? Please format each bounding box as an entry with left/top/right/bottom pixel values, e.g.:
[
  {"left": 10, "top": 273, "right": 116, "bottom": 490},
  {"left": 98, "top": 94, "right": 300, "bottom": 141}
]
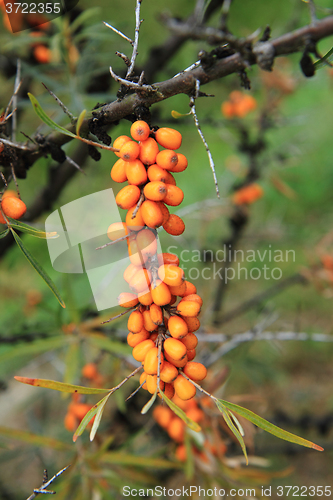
[
  {"left": 11, "top": 59, "right": 21, "bottom": 142},
  {"left": 132, "top": 191, "right": 145, "bottom": 218},
  {"left": 42, "top": 83, "right": 76, "bottom": 124},
  {"left": 26, "top": 465, "right": 70, "bottom": 500},
  {"left": 108, "top": 365, "right": 142, "bottom": 396},
  {"left": 115, "top": 51, "right": 131, "bottom": 67},
  {"left": 125, "top": 380, "right": 145, "bottom": 401},
  {"left": 126, "top": 0, "right": 143, "bottom": 78},
  {"left": 65, "top": 155, "right": 86, "bottom": 175},
  {"left": 189, "top": 79, "right": 220, "bottom": 198},
  {"left": 0, "top": 137, "right": 30, "bottom": 150},
  {"left": 10, "top": 164, "right": 20, "bottom": 198},
  {"left": 101, "top": 306, "right": 136, "bottom": 325},
  {"left": 109, "top": 66, "right": 154, "bottom": 91},
  {"left": 220, "top": 0, "right": 232, "bottom": 30},
  {"left": 103, "top": 21, "right": 134, "bottom": 45},
  {"left": 96, "top": 233, "right": 130, "bottom": 250}
]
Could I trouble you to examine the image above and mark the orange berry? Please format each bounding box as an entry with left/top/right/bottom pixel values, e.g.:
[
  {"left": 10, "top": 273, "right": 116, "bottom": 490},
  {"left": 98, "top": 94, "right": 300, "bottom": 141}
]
[
  {"left": 118, "top": 292, "right": 139, "bottom": 308},
  {"left": 146, "top": 374, "right": 164, "bottom": 394},
  {"left": 2, "top": 190, "right": 18, "bottom": 199},
  {"left": 150, "top": 332, "right": 158, "bottom": 342},
  {"left": 183, "top": 361, "right": 207, "bottom": 381},
  {"left": 158, "top": 264, "right": 184, "bottom": 287},
  {"left": 180, "top": 333, "right": 198, "bottom": 350},
  {"left": 186, "top": 406, "right": 204, "bottom": 423},
  {"left": 163, "top": 214, "right": 185, "bottom": 236},
  {"left": 129, "top": 268, "right": 151, "bottom": 293},
  {"left": 232, "top": 183, "right": 263, "bottom": 205},
  {"left": 123, "top": 263, "right": 140, "bottom": 284},
  {"left": 169, "top": 281, "right": 187, "bottom": 296},
  {"left": 143, "top": 309, "right": 158, "bottom": 332},
  {"left": 174, "top": 375, "right": 196, "bottom": 401},
  {"left": 165, "top": 171, "right": 177, "bottom": 186},
  {"left": 1, "top": 197, "right": 26, "bottom": 220},
  {"left": 113, "top": 135, "right": 131, "bottom": 157},
  {"left": 155, "top": 149, "right": 178, "bottom": 171},
  {"left": 186, "top": 348, "right": 196, "bottom": 361},
  {"left": 138, "top": 289, "right": 153, "bottom": 306},
  {"left": 127, "top": 235, "right": 147, "bottom": 266},
  {"left": 64, "top": 412, "right": 77, "bottom": 432},
  {"left": 156, "top": 202, "right": 170, "bottom": 225},
  {"left": 125, "top": 159, "right": 148, "bottom": 185},
  {"left": 111, "top": 158, "right": 128, "bottom": 183},
  {"left": 160, "top": 360, "right": 179, "bottom": 383},
  {"left": 164, "top": 351, "right": 187, "bottom": 368},
  {"left": 159, "top": 382, "right": 175, "bottom": 399},
  {"left": 167, "top": 417, "right": 185, "bottom": 442},
  {"left": 163, "top": 184, "right": 184, "bottom": 206},
  {"left": 139, "top": 137, "right": 159, "bottom": 165},
  {"left": 119, "top": 140, "right": 140, "bottom": 162},
  {"left": 221, "top": 101, "right": 235, "bottom": 119},
  {"left": 115, "top": 185, "right": 141, "bottom": 210},
  {"left": 70, "top": 403, "right": 93, "bottom": 420},
  {"left": 151, "top": 279, "right": 172, "bottom": 306},
  {"left": 180, "top": 293, "right": 203, "bottom": 307},
  {"left": 144, "top": 347, "right": 164, "bottom": 375},
  {"left": 125, "top": 205, "right": 145, "bottom": 232},
  {"left": 155, "top": 128, "right": 182, "bottom": 150},
  {"left": 171, "top": 394, "right": 188, "bottom": 411},
  {"left": 82, "top": 363, "right": 98, "bottom": 380},
  {"left": 136, "top": 228, "right": 158, "bottom": 257},
  {"left": 107, "top": 221, "right": 128, "bottom": 241},
  {"left": 177, "top": 300, "right": 201, "bottom": 317},
  {"left": 153, "top": 405, "right": 173, "bottom": 428},
  {"left": 33, "top": 45, "right": 51, "bottom": 64},
  {"left": 147, "top": 164, "right": 168, "bottom": 183},
  {"left": 0, "top": 212, "right": 7, "bottom": 224},
  {"left": 143, "top": 181, "right": 167, "bottom": 201},
  {"left": 168, "top": 315, "right": 188, "bottom": 339},
  {"left": 164, "top": 337, "right": 187, "bottom": 360},
  {"left": 158, "top": 253, "right": 180, "bottom": 266},
  {"left": 149, "top": 303, "right": 163, "bottom": 325},
  {"left": 141, "top": 200, "right": 164, "bottom": 229},
  {"left": 140, "top": 371, "right": 147, "bottom": 390},
  {"left": 127, "top": 329, "right": 150, "bottom": 347},
  {"left": 132, "top": 338, "right": 155, "bottom": 362},
  {"left": 172, "top": 153, "right": 188, "bottom": 173},
  {"left": 175, "top": 444, "right": 187, "bottom": 461},
  {"left": 127, "top": 309, "right": 144, "bottom": 333},
  {"left": 130, "top": 120, "right": 150, "bottom": 142},
  {"left": 183, "top": 281, "right": 197, "bottom": 296}
]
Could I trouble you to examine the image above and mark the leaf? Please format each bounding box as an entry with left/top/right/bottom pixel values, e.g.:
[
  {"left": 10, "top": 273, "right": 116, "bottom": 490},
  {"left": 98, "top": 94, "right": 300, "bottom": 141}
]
[
  {"left": 73, "top": 392, "right": 111, "bottom": 442},
  {"left": 87, "top": 335, "right": 131, "bottom": 356},
  {"left": 14, "top": 376, "right": 110, "bottom": 394},
  {"left": 314, "top": 47, "right": 333, "bottom": 69},
  {"left": 160, "top": 392, "right": 201, "bottom": 432},
  {"left": 215, "top": 400, "right": 248, "bottom": 464},
  {"left": 219, "top": 399, "right": 324, "bottom": 452},
  {"left": 0, "top": 426, "right": 72, "bottom": 451},
  {"left": 10, "top": 228, "right": 66, "bottom": 308},
  {"left": 6, "top": 217, "right": 58, "bottom": 239},
  {"left": 100, "top": 452, "right": 180, "bottom": 469},
  {"left": 28, "top": 93, "right": 77, "bottom": 139},
  {"left": 90, "top": 392, "right": 112, "bottom": 441},
  {"left": 0, "top": 336, "right": 65, "bottom": 363},
  {"left": 141, "top": 392, "right": 157, "bottom": 415},
  {"left": 171, "top": 110, "right": 190, "bottom": 119},
  {"left": 0, "top": 228, "right": 9, "bottom": 239},
  {"left": 76, "top": 109, "right": 87, "bottom": 136}
]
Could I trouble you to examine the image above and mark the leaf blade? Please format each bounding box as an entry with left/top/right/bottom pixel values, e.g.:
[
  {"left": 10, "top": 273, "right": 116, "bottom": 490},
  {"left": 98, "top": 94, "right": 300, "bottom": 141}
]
[
  {"left": 6, "top": 217, "right": 58, "bottom": 239},
  {"left": 215, "top": 400, "right": 248, "bottom": 464},
  {"left": 14, "top": 376, "right": 110, "bottom": 394},
  {"left": 73, "top": 393, "right": 111, "bottom": 442},
  {"left": 141, "top": 392, "right": 157, "bottom": 415},
  {"left": 160, "top": 391, "right": 201, "bottom": 432},
  {"left": 76, "top": 109, "right": 86, "bottom": 136},
  {"left": 90, "top": 393, "right": 111, "bottom": 441},
  {"left": 0, "top": 228, "right": 9, "bottom": 239},
  {"left": 28, "top": 93, "right": 77, "bottom": 138}
]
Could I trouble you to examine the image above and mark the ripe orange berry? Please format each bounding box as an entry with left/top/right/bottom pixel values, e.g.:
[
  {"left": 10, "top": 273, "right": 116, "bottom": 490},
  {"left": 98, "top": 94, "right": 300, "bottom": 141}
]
[
  {"left": 158, "top": 264, "right": 184, "bottom": 287},
  {"left": 155, "top": 149, "right": 178, "bottom": 171},
  {"left": 125, "top": 159, "right": 148, "bottom": 185},
  {"left": 164, "top": 337, "right": 187, "bottom": 360},
  {"left": 111, "top": 158, "right": 128, "bottom": 183},
  {"left": 163, "top": 185, "right": 184, "bottom": 206},
  {"left": 160, "top": 382, "right": 175, "bottom": 399},
  {"left": 64, "top": 412, "right": 77, "bottom": 432},
  {"left": 119, "top": 140, "right": 140, "bottom": 162},
  {"left": 165, "top": 171, "right": 176, "bottom": 186},
  {"left": 130, "top": 120, "right": 150, "bottom": 142},
  {"left": 107, "top": 222, "right": 128, "bottom": 241},
  {"left": 174, "top": 375, "right": 196, "bottom": 401},
  {"left": 164, "top": 350, "right": 187, "bottom": 368},
  {"left": 149, "top": 303, "right": 163, "bottom": 325},
  {"left": 177, "top": 300, "right": 201, "bottom": 317},
  {"left": 186, "top": 406, "right": 204, "bottom": 423},
  {"left": 127, "top": 329, "right": 150, "bottom": 347},
  {"left": 156, "top": 202, "right": 170, "bottom": 225},
  {"left": 139, "top": 137, "right": 159, "bottom": 165},
  {"left": 155, "top": 128, "right": 182, "bottom": 150},
  {"left": 183, "top": 361, "right": 207, "bottom": 381},
  {"left": 129, "top": 269, "right": 151, "bottom": 293},
  {"left": 186, "top": 348, "right": 196, "bottom": 361},
  {"left": 180, "top": 333, "right": 198, "bottom": 350},
  {"left": 141, "top": 200, "right": 164, "bottom": 229},
  {"left": 136, "top": 228, "right": 158, "bottom": 257},
  {"left": 151, "top": 279, "right": 172, "bottom": 306},
  {"left": 158, "top": 252, "right": 180, "bottom": 266},
  {"left": 82, "top": 363, "right": 98, "bottom": 380},
  {"left": 143, "top": 181, "right": 167, "bottom": 201},
  {"left": 132, "top": 338, "right": 155, "bottom": 362},
  {"left": 113, "top": 135, "right": 131, "bottom": 157},
  {"left": 160, "top": 360, "right": 179, "bottom": 383},
  {"left": 232, "top": 183, "right": 263, "bottom": 205},
  {"left": 163, "top": 214, "right": 185, "bottom": 236},
  {"left": 168, "top": 315, "right": 188, "bottom": 339},
  {"left": 182, "top": 281, "right": 197, "bottom": 296},
  {"left": 147, "top": 164, "right": 168, "bottom": 183},
  {"left": 146, "top": 374, "right": 164, "bottom": 394},
  {"left": 33, "top": 45, "right": 52, "bottom": 64},
  {"left": 172, "top": 153, "right": 188, "bottom": 173},
  {"left": 143, "top": 309, "right": 159, "bottom": 332},
  {"left": 116, "top": 185, "right": 141, "bottom": 210},
  {"left": 123, "top": 263, "right": 140, "bottom": 284},
  {"left": 175, "top": 444, "right": 187, "bottom": 461},
  {"left": 118, "top": 292, "right": 139, "bottom": 308},
  {"left": 127, "top": 309, "right": 144, "bottom": 333},
  {"left": 127, "top": 235, "right": 147, "bottom": 266},
  {"left": 180, "top": 293, "right": 203, "bottom": 307},
  {"left": 144, "top": 347, "right": 164, "bottom": 375},
  {"left": 70, "top": 403, "right": 93, "bottom": 420},
  {"left": 125, "top": 205, "right": 144, "bottom": 232},
  {"left": 153, "top": 405, "right": 173, "bottom": 428},
  {"left": 138, "top": 289, "right": 153, "bottom": 306},
  {"left": 140, "top": 371, "right": 148, "bottom": 390},
  {"left": 167, "top": 417, "right": 185, "bottom": 442},
  {"left": 1, "top": 197, "right": 26, "bottom": 220},
  {"left": 168, "top": 281, "right": 187, "bottom": 296},
  {"left": 1, "top": 190, "right": 18, "bottom": 200}
]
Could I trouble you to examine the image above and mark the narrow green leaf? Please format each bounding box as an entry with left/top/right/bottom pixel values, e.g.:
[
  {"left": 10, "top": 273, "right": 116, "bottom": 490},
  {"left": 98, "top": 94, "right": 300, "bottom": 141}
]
[
  {"left": 14, "top": 376, "right": 110, "bottom": 394},
  {"left": 10, "top": 228, "right": 66, "bottom": 308},
  {"left": 141, "top": 392, "right": 157, "bottom": 415},
  {"left": 219, "top": 399, "right": 324, "bottom": 451},
  {"left": 100, "top": 452, "right": 180, "bottom": 469},
  {"left": 28, "top": 93, "right": 77, "bottom": 138},
  {"left": 171, "top": 110, "right": 190, "bottom": 119},
  {"left": 90, "top": 393, "right": 111, "bottom": 441},
  {"left": 160, "top": 392, "right": 201, "bottom": 432},
  {"left": 184, "top": 432, "right": 195, "bottom": 480},
  {"left": 0, "top": 336, "right": 65, "bottom": 363},
  {"left": 73, "top": 392, "right": 111, "bottom": 442},
  {"left": 314, "top": 47, "right": 333, "bottom": 69},
  {"left": 215, "top": 400, "right": 248, "bottom": 464},
  {"left": 6, "top": 217, "right": 58, "bottom": 239},
  {"left": 87, "top": 335, "right": 131, "bottom": 356},
  {"left": 0, "top": 228, "right": 9, "bottom": 239},
  {"left": 76, "top": 109, "right": 86, "bottom": 136},
  {"left": 0, "top": 426, "right": 72, "bottom": 451}
]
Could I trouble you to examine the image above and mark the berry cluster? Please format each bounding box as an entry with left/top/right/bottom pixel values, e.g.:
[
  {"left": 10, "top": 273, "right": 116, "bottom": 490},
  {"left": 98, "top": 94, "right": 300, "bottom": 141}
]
[
  {"left": 109, "top": 121, "right": 207, "bottom": 402},
  {"left": 221, "top": 90, "right": 257, "bottom": 119},
  {"left": 0, "top": 189, "right": 27, "bottom": 224}
]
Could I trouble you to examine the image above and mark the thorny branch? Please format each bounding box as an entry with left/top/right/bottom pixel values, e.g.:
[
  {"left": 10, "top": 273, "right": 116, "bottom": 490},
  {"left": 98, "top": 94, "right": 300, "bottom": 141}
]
[{"left": 26, "top": 465, "right": 70, "bottom": 500}]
